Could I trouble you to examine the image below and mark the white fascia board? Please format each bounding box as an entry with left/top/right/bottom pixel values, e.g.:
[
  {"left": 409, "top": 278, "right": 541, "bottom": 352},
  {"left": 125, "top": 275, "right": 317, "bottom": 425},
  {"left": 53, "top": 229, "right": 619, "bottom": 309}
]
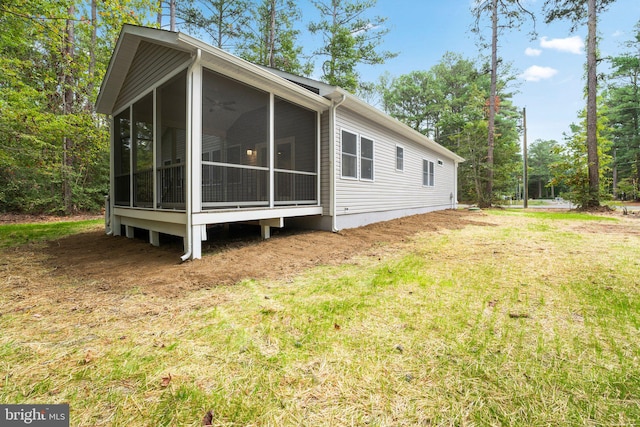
[{"left": 330, "top": 89, "right": 465, "bottom": 163}]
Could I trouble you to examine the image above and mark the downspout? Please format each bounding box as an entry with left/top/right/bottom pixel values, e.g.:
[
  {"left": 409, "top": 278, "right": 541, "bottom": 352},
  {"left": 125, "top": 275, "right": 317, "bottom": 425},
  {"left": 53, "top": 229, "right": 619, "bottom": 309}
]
[
  {"left": 181, "top": 48, "right": 202, "bottom": 262},
  {"left": 105, "top": 195, "right": 112, "bottom": 235},
  {"left": 329, "top": 93, "right": 347, "bottom": 232}
]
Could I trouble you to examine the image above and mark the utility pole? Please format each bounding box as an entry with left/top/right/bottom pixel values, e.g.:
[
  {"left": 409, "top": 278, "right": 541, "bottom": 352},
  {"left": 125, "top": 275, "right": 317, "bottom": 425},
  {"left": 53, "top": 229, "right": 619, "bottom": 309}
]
[{"left": 523, "top": 107, "right": 528, "bottom": 209}]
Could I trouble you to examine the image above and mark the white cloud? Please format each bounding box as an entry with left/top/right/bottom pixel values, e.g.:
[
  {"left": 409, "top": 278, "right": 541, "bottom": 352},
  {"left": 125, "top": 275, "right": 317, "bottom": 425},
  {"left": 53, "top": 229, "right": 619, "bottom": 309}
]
[
  {"left": 540, "top": 36, "right": 584, "bottom": 54},
  {"left": 525, "top": 47, "right": 542, "bottom": 57},
  {"left": 612, "top": 30, "right": 624, "bottom": 37},
  {"left": 521, "top": 65, "right": 558, "bottom": 82}
]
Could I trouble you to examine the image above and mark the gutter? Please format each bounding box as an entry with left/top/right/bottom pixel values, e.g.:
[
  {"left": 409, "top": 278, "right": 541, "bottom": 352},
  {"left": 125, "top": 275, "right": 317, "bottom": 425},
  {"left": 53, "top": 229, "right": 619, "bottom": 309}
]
[
  {"left": 329, "top": 93, "right": 347, "bottom": 233},
  {"left": 181, "top": 48, "right": 202, "bottom": 262}
]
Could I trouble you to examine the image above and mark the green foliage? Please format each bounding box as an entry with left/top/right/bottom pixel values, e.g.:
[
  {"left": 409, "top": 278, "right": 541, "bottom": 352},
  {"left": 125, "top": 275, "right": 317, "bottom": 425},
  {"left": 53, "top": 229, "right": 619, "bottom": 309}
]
[
  {"left": 308, "top": 0, "right": 397, "bottom": 93},
  {"left": 528, "top": 139, "right": 564, "bottom": 198},
  {"left": 604, "top": 20, "right": 640, "bottom": 200},
  {"left": 543, "top": 0, "right": 618, "bottom": 29},
  {"left": 236, "top": 0, "right": 312, "bottom": 75},
  {"left": 380, "top": 53, "right": 523, "bottom": 205},
  {"left": 177, "top": 0, "right": 250, "bottom": 49},
  {"left": 0, "top": 0, "right": 156, "bottom": 214},
  {"left": 550, "top": 105, "right": 613, "bottom": 208}
]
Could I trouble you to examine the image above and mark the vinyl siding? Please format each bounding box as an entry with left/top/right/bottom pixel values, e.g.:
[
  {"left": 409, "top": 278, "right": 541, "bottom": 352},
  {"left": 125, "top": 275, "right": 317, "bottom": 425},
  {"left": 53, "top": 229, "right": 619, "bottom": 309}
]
[
  {"left": 334, "top": 107, "right": 456, "bottom": 217},
  {"left": 114, "top": 41, "right": 190, "bottom": 112},
  {"left": 319, "top": 111, "right": 331, "bottom": 215}
]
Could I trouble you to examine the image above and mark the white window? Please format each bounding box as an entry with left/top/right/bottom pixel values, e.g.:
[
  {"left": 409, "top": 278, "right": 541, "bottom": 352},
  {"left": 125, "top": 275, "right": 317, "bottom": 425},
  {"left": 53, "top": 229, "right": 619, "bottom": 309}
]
[
  {"left": 341, "top": 130, "right": 358, "bottom": 178},
  {"left": 360, "top": 136, "right": 374, "bottom": 180},
  {"left": 396, "top": 146, "right": 404, "bottom": 171},
  {"left": 423, "top": 159, "right": 435, "bottom": 187},
  {"left": 437, "top": 159, "right": 444, "bottom": 167},
  {"left": 342, "top": 130, "right": 374, "bottom": 180}
]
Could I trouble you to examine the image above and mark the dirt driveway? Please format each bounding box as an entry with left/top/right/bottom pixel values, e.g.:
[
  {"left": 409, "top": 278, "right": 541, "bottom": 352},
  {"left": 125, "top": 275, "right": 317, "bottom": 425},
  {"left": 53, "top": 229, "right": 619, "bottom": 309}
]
[{"left": 23, "top": 210, "right": 486, "bottom": 297}]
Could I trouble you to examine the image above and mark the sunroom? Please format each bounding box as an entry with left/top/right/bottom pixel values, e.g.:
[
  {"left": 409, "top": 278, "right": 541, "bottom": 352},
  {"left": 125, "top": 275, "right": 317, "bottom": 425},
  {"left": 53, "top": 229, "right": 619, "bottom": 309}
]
[{"left": 98, "top": 25, "right": 331, "bottom": 260}]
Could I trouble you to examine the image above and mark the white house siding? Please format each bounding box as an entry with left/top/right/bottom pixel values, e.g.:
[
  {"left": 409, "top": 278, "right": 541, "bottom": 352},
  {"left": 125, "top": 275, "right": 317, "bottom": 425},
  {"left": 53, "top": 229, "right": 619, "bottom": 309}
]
[
  {"left": 113, "top": 41, "right": 190, "bottom": 113},
  {"left": 319, "top": 111, "right": 331, "bottom": 216},
  {"left": 334, "top": 107, "right": 456, "bottom": 230}
]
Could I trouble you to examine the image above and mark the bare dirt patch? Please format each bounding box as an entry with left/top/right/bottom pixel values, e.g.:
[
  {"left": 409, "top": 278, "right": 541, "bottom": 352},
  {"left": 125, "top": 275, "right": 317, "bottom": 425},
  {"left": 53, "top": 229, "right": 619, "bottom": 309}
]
[{"left": 31, "top": 210, "right": 487, "bottom": 297}]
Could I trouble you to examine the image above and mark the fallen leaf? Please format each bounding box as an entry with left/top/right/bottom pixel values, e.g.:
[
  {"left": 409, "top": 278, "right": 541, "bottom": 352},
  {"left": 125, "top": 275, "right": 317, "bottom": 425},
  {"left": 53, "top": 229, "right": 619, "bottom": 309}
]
[
  {"left": 202, "top": 410, "right": 214, "bottom": 426},
  {"left": 334, "top": 323, "right": 341, "bottom": 330},
  {"left": 83, "top": 350, "right": 94, "bottom": 364},
  {"left": 160, "top": 373, "right": 172, "bottom": 387}
]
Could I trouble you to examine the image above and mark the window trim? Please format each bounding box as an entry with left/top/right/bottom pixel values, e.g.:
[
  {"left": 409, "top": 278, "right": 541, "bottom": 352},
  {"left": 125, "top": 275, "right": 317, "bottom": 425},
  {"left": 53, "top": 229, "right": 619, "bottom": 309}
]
[
  {"left": 423, "top": 158, "right": 435, "bottom": 187},
  {"left": 340, "top": 129, "right": 358, "bottom": 180},
  {"left": 396, "top": 145, "right": 404, "bottom": 172},
  {"left": 340, "top": 128, "right": 375, "bottom": 181},
  {"left": 360, "top": 135, "right": 374, "bottom": 181}
]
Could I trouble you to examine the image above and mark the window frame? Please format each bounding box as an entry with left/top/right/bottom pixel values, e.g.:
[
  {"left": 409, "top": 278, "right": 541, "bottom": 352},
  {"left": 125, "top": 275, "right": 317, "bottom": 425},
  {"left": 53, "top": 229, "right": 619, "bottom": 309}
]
[
  {"left": 422, "top": 158, "right": 435, "bottom": 187},
  {"left": 341, "top": 129, "right": 359, "bottom": 179},
  {"left": 360, "top": 135, "right": 374, "bottom": 181},
  {"left": 396, "top": 145, "right": 404, "bottom": 172},
  {"left": 340, "top": 128, "right": 375, "bottom": 181}
]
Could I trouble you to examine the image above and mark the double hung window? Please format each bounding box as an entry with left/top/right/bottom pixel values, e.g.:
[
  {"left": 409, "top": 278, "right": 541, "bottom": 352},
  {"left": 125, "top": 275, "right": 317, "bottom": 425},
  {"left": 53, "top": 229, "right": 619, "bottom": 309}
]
[
  {"left": 341, "top": 130, "right": 374, "bottom": 181},
  {"left": 423, "top": 159, "right": 435, "bottom": 187}
]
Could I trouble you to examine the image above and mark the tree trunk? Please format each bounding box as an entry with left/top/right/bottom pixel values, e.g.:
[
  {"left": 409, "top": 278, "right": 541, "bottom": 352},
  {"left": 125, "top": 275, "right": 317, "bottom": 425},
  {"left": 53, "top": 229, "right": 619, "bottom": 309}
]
[
  {"left": 585, "top": 0, "right": 600, "bottom": 207},
  {"left": 157, "top": 0, "right": 162, "bottom": 27},
  {"left": 86, "top": 0, "right": 97, "bottom": 112},
  {"left": 170, "top": 0, "right": 176, "bottom": 31},
  {"left": 268, "top": 0, "right": 276, "bottom": 67},
  {"left": 538, "top": 179, "right": 543, "bottom": 199},
  {"left": 482, "top": 0, "right": 498, "bottom": 208},
  {"left": 62, "top": 5, "right": 75, "bottom": 214}
]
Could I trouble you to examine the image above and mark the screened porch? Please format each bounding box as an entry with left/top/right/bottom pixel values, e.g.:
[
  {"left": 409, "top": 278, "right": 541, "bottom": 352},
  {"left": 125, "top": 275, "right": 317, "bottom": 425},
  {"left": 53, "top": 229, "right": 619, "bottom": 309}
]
[{"left": 111, "top": 66, "right": 320, "bottom": 212}]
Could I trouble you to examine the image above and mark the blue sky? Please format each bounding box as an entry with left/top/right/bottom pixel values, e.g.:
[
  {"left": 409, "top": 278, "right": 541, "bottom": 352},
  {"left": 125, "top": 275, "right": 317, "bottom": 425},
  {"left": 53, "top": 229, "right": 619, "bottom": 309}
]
[{"left": 296, "top": 0, "right": 640, "bottom": 144}]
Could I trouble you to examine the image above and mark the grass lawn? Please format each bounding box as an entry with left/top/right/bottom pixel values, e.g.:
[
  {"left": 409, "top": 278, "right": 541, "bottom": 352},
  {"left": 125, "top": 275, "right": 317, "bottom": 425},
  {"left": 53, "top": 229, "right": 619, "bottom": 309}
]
[
  {"left": 0, "top": 218, "right": 102, "bottom": 248},
  {"left": 1, "top": 210, "right": 639, "bottom": 426}
]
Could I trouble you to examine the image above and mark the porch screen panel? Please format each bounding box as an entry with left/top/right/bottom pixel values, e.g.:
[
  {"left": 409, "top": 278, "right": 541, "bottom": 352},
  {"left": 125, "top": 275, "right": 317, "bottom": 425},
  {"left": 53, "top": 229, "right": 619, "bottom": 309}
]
[
  {"left": 274, "top": 97, "right": 317, "bottom": 204},
  {"left": 201, "top": 68, "right": 269, "bottom": 207},
  {"left": 114, "top": 108, "right": 131, "bottom": 206},
  {"left": 157, "top": 71, "right": 186, "bottom": 209},
  {"left": 133, "top": 93, "right": 154, "bottom": 207}
]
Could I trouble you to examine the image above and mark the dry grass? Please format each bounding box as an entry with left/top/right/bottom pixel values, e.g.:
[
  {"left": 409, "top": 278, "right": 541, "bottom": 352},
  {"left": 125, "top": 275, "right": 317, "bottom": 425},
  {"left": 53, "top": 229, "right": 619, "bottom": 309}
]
[{"left": 1, "top": 210, "right": 640, "bottom": 426}]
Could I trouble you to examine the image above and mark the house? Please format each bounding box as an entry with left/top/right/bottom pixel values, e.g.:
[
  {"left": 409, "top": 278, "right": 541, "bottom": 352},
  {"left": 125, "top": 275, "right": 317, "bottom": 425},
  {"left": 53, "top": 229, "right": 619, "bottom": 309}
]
[{"left": 96, "top": 25, "right": 464, "bottom": 261}]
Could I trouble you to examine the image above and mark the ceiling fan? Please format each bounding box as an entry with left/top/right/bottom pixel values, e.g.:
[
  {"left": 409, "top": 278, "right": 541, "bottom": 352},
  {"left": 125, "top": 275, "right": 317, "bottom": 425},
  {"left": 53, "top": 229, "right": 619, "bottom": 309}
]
[{"left": 205, "top": 96, "right": 236, "bottom": 112}]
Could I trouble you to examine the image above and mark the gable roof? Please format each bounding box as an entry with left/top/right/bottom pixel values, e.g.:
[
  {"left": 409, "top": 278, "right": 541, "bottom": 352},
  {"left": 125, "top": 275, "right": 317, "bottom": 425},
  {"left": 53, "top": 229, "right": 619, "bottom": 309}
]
[{"left": 96, "top": 25, "right": 331, "bottom": 115}]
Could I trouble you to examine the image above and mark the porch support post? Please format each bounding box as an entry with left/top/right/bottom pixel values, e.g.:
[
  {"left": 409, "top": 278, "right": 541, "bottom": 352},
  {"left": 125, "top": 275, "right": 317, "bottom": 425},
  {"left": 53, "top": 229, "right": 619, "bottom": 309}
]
[
  {"left": 149, "top": 230, "right": 160, "bottom": 247},
  {"left": 125, "top": 225, "right": 135, "bottom": 238},
  {"left": 259, "top": 217, "right": 283, "bottom": 240},
  {"left": 269, "top": 93, "right": 275, "bottom": 208},
  {"left": 191, "top": 225, "right": 203, "bottom": 259},
  {"left": 112, "top": 215, "right": 121, "bottom": 236}
]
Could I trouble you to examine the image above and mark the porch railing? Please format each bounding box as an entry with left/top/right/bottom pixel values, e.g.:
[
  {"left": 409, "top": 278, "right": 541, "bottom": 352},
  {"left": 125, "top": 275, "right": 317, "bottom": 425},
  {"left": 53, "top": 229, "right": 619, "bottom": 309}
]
[{"left": 158, "top": 164, "right": 185, "bottom": 209}]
